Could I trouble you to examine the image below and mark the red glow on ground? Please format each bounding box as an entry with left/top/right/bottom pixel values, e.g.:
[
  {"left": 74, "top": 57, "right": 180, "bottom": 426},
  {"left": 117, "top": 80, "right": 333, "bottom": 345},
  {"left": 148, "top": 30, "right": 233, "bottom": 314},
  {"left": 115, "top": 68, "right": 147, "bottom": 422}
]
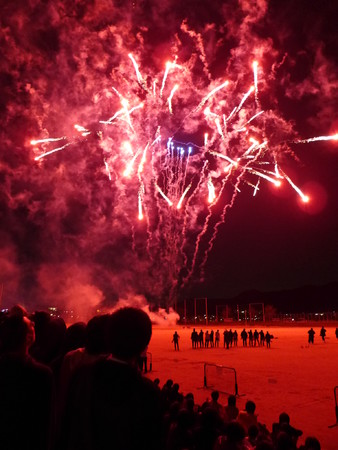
[{"left": 147, "top": 325, "right": 338, "bottom": 450}]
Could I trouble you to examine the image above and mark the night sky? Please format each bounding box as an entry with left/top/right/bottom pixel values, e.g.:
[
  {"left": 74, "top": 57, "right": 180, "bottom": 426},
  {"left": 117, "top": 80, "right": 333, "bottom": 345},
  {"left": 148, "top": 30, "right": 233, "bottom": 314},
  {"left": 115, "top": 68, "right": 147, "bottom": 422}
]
[{"left": 1, "top": 0, "right": 337, "bottom": 315}]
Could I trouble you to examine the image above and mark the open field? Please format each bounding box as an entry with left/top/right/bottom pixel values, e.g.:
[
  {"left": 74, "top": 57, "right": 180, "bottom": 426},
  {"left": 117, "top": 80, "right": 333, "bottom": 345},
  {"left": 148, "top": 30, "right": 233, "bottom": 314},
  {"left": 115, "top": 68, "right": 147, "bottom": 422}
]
[{"left": 147, "top": 325, "right": 338, "bottom": 450}]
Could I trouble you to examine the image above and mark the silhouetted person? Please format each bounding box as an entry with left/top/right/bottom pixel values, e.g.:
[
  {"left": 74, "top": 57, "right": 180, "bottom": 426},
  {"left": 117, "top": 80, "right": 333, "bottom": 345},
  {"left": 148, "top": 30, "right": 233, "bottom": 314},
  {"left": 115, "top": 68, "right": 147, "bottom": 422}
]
[
  {"left": 215, "top": 329, "right": 220, "bottom": 347},
  {"left": 209, "top": 390, "right": 223, "bottom": 417},
  {"left": 0, "top": 314, "right": 53, "bottom": 450},
  {"left": 319, "top": 326, "right": 326, "bottom": 342},
  {"left": 233, "top": 329, "right": 238, "bottom": 346},
  {"left": 241, "top": 328, "right": 248, "bottom": 346},
  {"left": 266, "top": 331, "right": 272, "bottom": 348},
  {"left": 272, "top": 412, "right": 303, "bottom": 448},
  {"left": 223, "top": 329, "right": 230, "bottom": 349},
  {"left": 224, "top": 394, "right": 239, "bottom": 422},
  {"left": 237, "top": 400, "right": 258, "bottom": 434},
  {"left": 172, "top": 331, "right": 180, "bottom": 350},
  {"left": 199, "top": 329, "right": 204, "bottom": 347},
  {"left": 336, "top": 328, "right": 338, "bottom": 340},
  {"left": 191, "top": 328, "right": 198, "bottom": 348},
  {"left": 166, "top": 408, "right": 194, "bottom": 450},
  {"left": 248, "top": 329, "right": 253, "bottom": 347},
  {"left": 229, "top": 329, "right": 233, "bottom": 347},
  {"left": 308, "top": 328, "right": 315, "bottom": 344},
  {"left": 57, "top": 307, "right": 163, "bottom": 450},
  {"left": 193, "top": 407, "right": 222, "bottom": 450},
  {"left": 260, "top": 329, "right": 265, "bottom": 346},
  {"left": 205, "top": 330, "right": 210, "bottom": 348},
  {"left": 138, "top": 347, "right": 148, "bottom": 373},
  {"left": 210, "top": 330, "right": 214, "bottom": 347},
  {"left": 214, "top": 421, "right": 246, "bottom": 450},
  {"left": 254, "top": 329, "right": 259, "bottom": 346},
  {"left": 299, "top": 436, "right": 321, "bottom": 450}
]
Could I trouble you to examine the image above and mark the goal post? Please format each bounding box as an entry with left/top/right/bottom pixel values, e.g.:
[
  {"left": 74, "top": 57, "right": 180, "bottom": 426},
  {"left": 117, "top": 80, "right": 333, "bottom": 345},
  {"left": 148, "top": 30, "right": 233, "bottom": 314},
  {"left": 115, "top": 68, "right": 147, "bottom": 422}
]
[{"left": 204, "top": 363, "right": 239, "bottom": 396}]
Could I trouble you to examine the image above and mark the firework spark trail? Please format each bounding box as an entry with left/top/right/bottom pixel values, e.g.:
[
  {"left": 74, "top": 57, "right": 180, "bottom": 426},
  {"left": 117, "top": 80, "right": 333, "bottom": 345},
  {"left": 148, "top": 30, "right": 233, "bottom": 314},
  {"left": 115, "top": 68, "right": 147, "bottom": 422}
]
[
  {"left": 30, "top": 137, "right": 67, "bottom": 145},
  {"left": 236, "top": 85, "right": 255, "bottom": 114},
  {"left": 197, "top": 80, "right": 229, "bottom": 110},
  {"left": 34, "top": 143, "right": 72, "bottom": 161},
  {"left": 128, "top": 53, "right": 146, "bottom": 90},
  {"left": 280, "top": 170, "right": 309, "bottom": 202},
  {"left": 177, "top": 183, "right": 192, "bottom": 209},
  {"left": 183, "top": 170, "right": 234, "bottom": 285},
  {"left": 294, "top": 134, "right": 338, "bottom": 143},
  {"left": 199, "top": 176, "right": 243, "bottom": 281},
  {"left": 236, "top": 110, "right": 264, "bottom": 132},
  {"left": 252, "top": 60, "right": 260, "bottom": 107},
  {"left": 181, "top": 159, "right": 209, "bottom": 271},
  {"left": 168, "top": 84, "right": 179, "bottom": 114}
]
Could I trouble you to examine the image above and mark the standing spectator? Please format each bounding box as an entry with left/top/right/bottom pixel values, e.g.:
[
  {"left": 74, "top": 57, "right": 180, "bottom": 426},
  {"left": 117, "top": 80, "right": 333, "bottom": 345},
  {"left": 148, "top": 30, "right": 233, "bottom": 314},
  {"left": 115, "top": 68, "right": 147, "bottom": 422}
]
[
  {"left": 259, "top": 330, "right": 265, "bottom": 346},
  {"left": 265, "top": 331, "right": 272, "bottom": 348},
  {"left": 233, "top": 330, "right": 238, "bottom": 346},
  {"left": 229, "top": 329, "right": 234, "bottom": 347},
  {"left": 191, "top": 328, "right": 198, "bottom": 349},
  {"left": 199, "top": 329, "right": 204, "bottom": 347},
  {"left": 241, "top": 329, "right": 248, "bottom": 346},
  {"left": 205, "top": 331, "right": 210, "bottom": 348},
  {"left": 336, "top": 328, "right": 338, "bottom": 340},
  {"left": 319, "top": 326, "right": 326, "bottom": 342},
  {"left": 248, "top": 330, "right": 254, "bottom": 347},
  {"left": 210, "top": 330, "right": 214, "bottom": 348},
  {"left": 308, "top": 328, "right": 315, "bottom": 344},
  {"left": 215, "top": 330, "right": 220, "bottom": 347},
  {"left": 223, "top": 329, "right": 230, "bottom": 349},
  {"left": 172, "top": 331, "right": 180, "bottom": 351},
  {"left": 254, "top": 330, "right": 259, "bottom": 346}
]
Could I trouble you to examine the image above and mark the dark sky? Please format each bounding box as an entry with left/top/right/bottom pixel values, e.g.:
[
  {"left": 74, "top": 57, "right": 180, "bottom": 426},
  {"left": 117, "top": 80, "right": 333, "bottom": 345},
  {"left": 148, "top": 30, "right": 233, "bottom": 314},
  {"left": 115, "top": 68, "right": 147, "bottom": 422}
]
[{"left": 1, "top": 0, "right": 337, "bottom": 315}]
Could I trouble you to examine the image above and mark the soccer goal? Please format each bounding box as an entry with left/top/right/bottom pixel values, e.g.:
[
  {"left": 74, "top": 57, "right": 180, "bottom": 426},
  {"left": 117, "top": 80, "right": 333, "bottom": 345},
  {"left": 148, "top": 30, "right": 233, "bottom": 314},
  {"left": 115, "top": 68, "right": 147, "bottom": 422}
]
[{"left": 204, "top": 363, "right": 239, "bottom": 396}]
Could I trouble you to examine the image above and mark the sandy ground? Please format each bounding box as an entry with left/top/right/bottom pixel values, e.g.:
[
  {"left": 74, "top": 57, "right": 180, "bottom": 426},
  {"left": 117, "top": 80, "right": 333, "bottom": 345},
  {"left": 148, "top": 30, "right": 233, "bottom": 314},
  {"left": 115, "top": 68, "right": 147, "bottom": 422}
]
[{"left": 146, "top": 325, "right": 338, "bottom": 450}]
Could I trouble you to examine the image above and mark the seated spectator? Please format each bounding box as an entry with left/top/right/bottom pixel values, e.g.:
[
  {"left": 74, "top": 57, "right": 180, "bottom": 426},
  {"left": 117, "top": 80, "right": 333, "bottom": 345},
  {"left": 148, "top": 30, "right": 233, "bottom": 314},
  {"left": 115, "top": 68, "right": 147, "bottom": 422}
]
[
  {"left": 57, "top": 307, "right": 163, "bottom": 450},
  {"left": 193, "top": 407, "right": 223, "bottom": 450},
  {"left": 210, "top": 390, "right": 223, "bottom": 417},
  {"left": 224, "top": 394, "right": 239, "bottom": 422},
  {"left": 0, "top": 314, "right": 53, "bottom": 450},
  {"left": 272, "top": 412, "right": 302, "bottom": 447},
  {"left": 237, "top": 400, "right": 258, "bottom": 434},
  {"left": 214, "top": 421, "right": 252, "bottom": 450},
  {"left": 299, "top": 436, "right": 321, "bottom": 450},
  {"left": 166, "top": 408, "right": 194, "bottom": 450}
]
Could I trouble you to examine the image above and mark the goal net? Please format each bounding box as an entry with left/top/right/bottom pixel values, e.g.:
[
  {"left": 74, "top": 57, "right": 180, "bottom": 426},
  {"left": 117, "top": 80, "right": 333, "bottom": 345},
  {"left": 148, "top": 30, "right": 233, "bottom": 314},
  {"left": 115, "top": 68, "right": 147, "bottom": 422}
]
[{"left": 204, "top": 363, "right": 239, "bottom": 396}]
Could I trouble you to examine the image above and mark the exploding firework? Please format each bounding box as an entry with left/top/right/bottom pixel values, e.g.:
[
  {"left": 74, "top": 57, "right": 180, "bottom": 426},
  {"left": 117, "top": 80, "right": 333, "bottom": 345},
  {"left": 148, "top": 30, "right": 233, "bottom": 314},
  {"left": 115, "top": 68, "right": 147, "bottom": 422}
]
[{"left": 29, "top": 24, "right": 337, "bottom": 307}]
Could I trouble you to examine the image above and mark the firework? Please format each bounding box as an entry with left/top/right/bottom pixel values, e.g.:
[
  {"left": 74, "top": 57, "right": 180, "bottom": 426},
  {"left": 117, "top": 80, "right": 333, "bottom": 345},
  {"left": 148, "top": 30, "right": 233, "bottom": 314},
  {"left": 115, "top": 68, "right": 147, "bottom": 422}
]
[{"left": 30, "top": 40, "right": 337, "bottom": 304}]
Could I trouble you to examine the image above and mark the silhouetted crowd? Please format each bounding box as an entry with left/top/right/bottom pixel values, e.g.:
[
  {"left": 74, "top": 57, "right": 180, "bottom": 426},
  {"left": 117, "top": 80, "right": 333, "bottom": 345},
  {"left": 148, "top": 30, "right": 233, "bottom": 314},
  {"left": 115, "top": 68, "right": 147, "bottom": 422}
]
[
  {"left": 0, "top": 306, "right": 323, "bottom": 450},
  {"left": 185, "top": 328, "right": 274, "bottom": 350}
]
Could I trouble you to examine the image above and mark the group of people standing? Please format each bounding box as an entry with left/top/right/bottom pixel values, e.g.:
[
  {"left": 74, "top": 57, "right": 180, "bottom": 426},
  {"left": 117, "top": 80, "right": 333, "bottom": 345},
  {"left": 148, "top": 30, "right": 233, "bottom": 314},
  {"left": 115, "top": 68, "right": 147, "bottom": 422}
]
[
  {"left": 172, "top": 328, "right": 273, "bottom": 350},
  {"left": 307, "top": 326, "right": 338, "bottom": 344}
]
